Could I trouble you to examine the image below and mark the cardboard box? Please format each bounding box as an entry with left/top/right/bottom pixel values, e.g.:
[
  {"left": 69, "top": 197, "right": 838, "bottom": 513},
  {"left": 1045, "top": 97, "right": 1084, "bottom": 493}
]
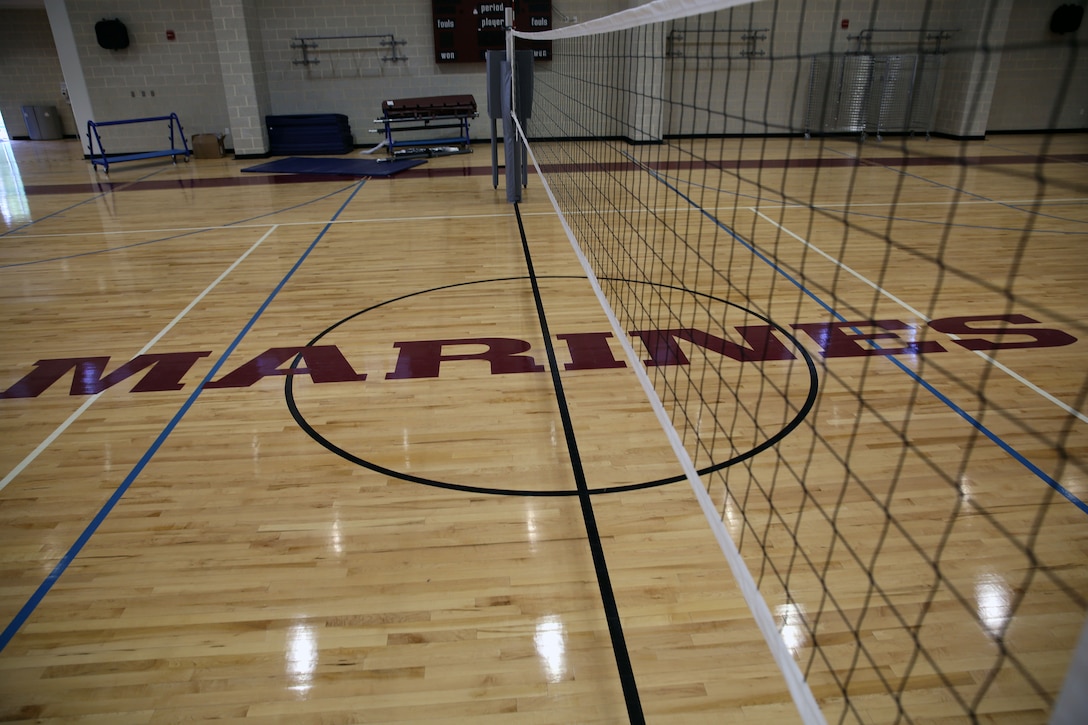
[{"left": 192, "top": 133, "right": 224, "bottom": 159}]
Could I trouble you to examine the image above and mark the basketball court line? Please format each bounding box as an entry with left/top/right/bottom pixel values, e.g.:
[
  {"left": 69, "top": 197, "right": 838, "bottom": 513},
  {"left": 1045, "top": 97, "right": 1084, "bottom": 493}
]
[
  {"left": 986, "top": 139, "right": 1088, "bottom": 166},
  {"left": 633, "top": 160, "right": 1088, "bottom": 514},
  {"left": 0, "top": 183, "right": 359, "bottom": 269},
  {"left": 1, "top": 211, "right": 521, "bottom": 241},
  {"left": 826, "top": 144, "right": 1088, "bottom": 226},
  {"left": 610, "top": 149, "right": 1087, "bottom": 431},
  {"left": 516, "top": 122, "right": 829, "bottom": 725},
  {"left": 748, "top": 196, "right": 1088, "bottom": 234},
  {"left": 0, "top": 166, "right": 168, "bottom": 238},
  {"left": 5, "top": 150, "right": 1081, "bottom": 460},
  {"left": 643, "top": 167, "right": 1088, "bottom": 232},
  {"left": 5, "top": 164, "right": 1080, "bottom": 434},
  {"left": 0, "top": 224, "right": 280, "bottom": 492},
  {"left": 762, "top": 197, "right": 1088, "bottom": 209},
  {"left": 0, "top": 180, "right": 367, "bottom": 651},
  {"left": 751, "top": 208, "right": 1088, "bottom": 426},
  {"left": 18, "top": 172, "right": 383, "bottom": 196},
  {"left": 12, "top": 146, "right": 1086, "bottom": 204},
  {"left": 2, "top": 177, "right": 394, "bottom": 485},
  {"left": 11, "top": 146, "right": 1085, "bottom": 199},
  {"left": 605, "top": 153, "right": 1088, "bottom": 242},
  {"left": 512, "top": 203, "right": 644, "bottom": 723},
  {"left": 11, "top": 194, "right": 1085, "bottom": 245}
]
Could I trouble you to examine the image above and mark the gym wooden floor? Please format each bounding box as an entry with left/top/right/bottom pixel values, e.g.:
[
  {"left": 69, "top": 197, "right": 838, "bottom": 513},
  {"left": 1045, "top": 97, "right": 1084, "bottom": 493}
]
[{"left": 0, "top": 132, "right": 1085, "bottom": 723}]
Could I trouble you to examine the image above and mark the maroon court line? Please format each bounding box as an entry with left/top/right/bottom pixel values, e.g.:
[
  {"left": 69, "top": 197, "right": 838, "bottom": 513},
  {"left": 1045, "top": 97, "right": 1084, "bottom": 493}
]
[
  {"left": 21, "top": 173, "right": 361, "bottom": 196},
  {"left": 20, "top": 152, "right": 1088, "bottom": 196}
]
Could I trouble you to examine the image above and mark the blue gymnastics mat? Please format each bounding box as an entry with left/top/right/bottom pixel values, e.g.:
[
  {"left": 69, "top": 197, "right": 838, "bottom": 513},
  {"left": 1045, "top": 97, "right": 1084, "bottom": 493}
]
[{"left": 241, "top": 157, "right": 426, "bottom": 177}]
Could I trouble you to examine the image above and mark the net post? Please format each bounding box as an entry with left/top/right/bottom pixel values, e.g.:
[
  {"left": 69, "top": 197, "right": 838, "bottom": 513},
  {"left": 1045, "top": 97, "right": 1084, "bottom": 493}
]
[
  {"left": 1051, "top": 615, "right": 1088, "bottom": 724},
  {"left": 503, "top": 6, "right": 521, "bottom": 203},
  {"left": 505, "top": 6, "right": 515, "bottom": 97}
]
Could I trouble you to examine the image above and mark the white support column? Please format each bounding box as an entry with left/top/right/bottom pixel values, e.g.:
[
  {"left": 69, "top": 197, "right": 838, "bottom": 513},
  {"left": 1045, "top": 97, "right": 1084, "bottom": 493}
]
[
  {"left": 210, "top": 0, "right": 272, "bottom": 156},
  {"left": 43, "top": 0, "right": 93, "bottom": 150},
  {"left": 931, "top": 0, "right": 1014, "bottom": 137}
]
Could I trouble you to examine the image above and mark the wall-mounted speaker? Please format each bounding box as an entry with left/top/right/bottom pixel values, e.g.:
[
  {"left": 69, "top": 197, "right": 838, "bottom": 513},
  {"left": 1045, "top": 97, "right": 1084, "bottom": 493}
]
[
  {"left": 1050, "top": 4, "right": 1084, "bottom": 34},
  {"left": 95, "top": 18, "right": 130, "bottom": 50}
]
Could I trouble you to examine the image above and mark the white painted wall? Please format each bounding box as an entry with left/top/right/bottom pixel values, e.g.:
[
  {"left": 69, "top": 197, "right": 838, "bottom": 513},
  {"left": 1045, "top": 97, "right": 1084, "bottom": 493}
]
[
  {"left": 0, "top": 0, "right": 1082, "bottom": 153},
  {"left": 0, "top": 8, "right": 76, "bottom": 138},
  {"left": 988, "top": 0, "right": 1088, "bottom": 131}
]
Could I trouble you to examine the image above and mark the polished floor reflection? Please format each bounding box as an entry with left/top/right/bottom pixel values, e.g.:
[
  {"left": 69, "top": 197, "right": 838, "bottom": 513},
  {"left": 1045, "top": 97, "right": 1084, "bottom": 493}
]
[{"left": 0, "top": 135, "right": 1085, "bottom": 723}]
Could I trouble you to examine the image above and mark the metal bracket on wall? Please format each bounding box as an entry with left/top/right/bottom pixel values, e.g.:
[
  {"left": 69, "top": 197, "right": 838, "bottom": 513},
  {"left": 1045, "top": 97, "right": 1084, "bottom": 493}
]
[
  {"left": 666, "top": 27, "right": 769, "bottom": 59},
  {"left": 846, "top": 27, "right": 959, "bottom": 56},
  {"left": 291, "top": 34, "right": 407, "bottom": 66}
]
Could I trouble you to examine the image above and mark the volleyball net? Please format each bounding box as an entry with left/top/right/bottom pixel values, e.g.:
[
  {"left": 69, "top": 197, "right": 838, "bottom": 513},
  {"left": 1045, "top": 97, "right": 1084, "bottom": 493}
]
[{"left": 510, "top": 0, "right": 1088, "bottom": 721}]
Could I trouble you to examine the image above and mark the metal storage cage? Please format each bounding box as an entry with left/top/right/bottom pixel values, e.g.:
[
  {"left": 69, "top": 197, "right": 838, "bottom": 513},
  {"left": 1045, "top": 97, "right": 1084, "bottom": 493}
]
[{"left": 804, "top": 28, "right": 953, "bottom": 141}]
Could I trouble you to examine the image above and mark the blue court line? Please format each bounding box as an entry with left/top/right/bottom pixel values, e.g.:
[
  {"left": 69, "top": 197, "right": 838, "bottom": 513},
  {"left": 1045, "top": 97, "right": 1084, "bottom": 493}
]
[
  {"left": 0, "top": 179, "right": 367, "bottom": 652},
  {"left": 629, "top": 154, "right": 1088, "bottom": 516},
  {"left": 644, "top": 163, "right": 1088, "bottom": 236}
]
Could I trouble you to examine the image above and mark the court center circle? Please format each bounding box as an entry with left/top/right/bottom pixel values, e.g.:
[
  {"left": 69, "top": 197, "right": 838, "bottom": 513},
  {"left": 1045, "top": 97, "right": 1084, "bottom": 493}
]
[{"left": 285, "top": 276, "right": 819, "bottom": 496}]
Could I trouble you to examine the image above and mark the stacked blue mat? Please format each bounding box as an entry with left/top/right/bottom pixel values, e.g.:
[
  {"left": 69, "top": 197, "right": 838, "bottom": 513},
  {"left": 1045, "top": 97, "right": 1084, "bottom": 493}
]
[
  {"left": 240, "top": 157, "right": 425, "bottom": 178},
  {"left": 266, "top": 114, "right": 354, "bottom": 155}
]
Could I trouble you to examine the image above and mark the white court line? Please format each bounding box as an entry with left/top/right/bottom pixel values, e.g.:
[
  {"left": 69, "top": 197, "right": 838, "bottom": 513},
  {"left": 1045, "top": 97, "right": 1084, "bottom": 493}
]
[
  {"left": 1, "top": 213, "right": 521, "bottom": 240},
  {"left": 9, "top": 196, "right": 1085, "bottom": 242},
  {"left": 753, "top": 197, "right": 1088, "bottom": 211},
  {"left": 0, "top": 224, "right": 281, "bottom": 492},
  {"left": 751, "top": 209, "right": 1088, "bottom": 425}
]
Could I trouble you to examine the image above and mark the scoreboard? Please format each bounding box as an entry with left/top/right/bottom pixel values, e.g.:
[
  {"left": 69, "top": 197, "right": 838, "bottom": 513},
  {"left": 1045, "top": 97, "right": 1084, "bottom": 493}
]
[{"left": 432, "top": 1, "right": 552, "bottom": 64}]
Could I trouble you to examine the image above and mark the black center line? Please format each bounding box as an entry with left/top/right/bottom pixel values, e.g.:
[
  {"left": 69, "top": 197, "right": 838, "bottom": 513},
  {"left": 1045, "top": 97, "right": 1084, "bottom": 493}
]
[{"left": 512, "top": 202, "right": 645, "bottom": 725}]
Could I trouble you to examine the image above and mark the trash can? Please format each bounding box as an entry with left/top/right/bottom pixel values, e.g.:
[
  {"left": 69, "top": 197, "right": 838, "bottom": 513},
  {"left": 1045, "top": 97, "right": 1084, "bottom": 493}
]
[{"left": 21, "top": 105, "right": 63, "bottom": 140}]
